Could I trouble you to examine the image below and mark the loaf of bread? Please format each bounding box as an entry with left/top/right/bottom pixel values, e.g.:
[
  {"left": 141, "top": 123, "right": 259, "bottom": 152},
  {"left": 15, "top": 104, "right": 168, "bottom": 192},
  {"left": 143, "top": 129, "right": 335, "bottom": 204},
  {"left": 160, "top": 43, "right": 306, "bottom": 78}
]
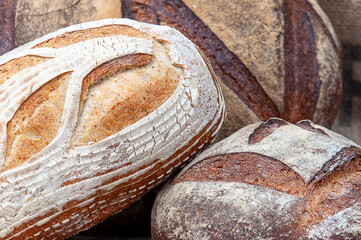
[
  {"left": 152, "top": 119, "right": 361, "bottom": 239},
  {"left": 122, "top": 0, "right": 342, "bottom": 140},
  {"left": 0, "top": 18, "right": 224, "bottom": 239}
]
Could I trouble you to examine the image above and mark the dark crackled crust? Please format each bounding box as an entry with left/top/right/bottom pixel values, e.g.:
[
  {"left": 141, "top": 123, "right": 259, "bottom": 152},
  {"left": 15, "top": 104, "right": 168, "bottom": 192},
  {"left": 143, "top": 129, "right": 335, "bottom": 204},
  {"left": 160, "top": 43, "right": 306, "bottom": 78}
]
[
  {"left": 164, "top": 145, "right": 361, "bottom": 238},
  {"left": 296, "top": 120, "right": 329, "bottom": 137},
  {"left": 121, "top": 0, "right": 280, "bottom": 121},
  {"left": 248, "top": 119, "right": 329, "bottom": 146},
  {"left": 283, "top": 0, "right": 320, "bottom": 123},
  {"left": 172, "top": 152, "right": 306, "bottom": 196},
  {"left": 248, "top": 118, "right": 288, "bottom": 145},
  {"left": 0, "top": 0, "right": 17, "bottom": 55}
]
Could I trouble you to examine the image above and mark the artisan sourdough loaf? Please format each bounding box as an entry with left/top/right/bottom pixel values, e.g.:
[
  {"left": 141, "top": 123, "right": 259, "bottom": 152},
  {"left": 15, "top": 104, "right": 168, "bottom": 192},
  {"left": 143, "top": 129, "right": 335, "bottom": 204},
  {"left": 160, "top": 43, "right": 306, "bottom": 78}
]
[
  {"left": 0, "top": 18, "right": 224, "bottom": 239},
  {"left": 152, "top": 119, "right": 361, "bottom": 239}
]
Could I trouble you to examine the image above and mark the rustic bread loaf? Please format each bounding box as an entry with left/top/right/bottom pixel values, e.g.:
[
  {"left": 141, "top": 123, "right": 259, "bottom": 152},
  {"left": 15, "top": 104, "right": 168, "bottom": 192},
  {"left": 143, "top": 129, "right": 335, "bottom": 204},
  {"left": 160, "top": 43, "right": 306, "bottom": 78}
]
[
  {"left": 152, "top": 119, "right": 361, "bottom": 239},
  {"left": 0, "top": 18, "right": 224, "bottom": 239},
  {"left": 122, "top": 0, "right": 342, "bottom": 140}
]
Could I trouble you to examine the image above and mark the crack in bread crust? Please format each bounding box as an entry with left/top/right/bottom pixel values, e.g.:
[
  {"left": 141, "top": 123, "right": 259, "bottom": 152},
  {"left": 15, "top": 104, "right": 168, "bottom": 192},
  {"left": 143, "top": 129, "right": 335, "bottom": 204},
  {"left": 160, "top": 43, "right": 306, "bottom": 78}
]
[
  {"left": 248, "top": 118, "right": 288, "bottom": 145},
  {"left": 6, "top": 72, "right": 71, "bottom": 169}
]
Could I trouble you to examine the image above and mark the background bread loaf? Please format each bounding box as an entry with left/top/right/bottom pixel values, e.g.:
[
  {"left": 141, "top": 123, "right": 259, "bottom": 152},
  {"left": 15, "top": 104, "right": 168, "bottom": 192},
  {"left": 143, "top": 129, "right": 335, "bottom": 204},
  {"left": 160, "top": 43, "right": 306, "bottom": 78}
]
[
  {"left": 0, "top": 0, "right": 122, "bottom": 53},
  {"left": 152, "top": 119, "right": 361, "bottom": 239},
  {"left": 0, "top": 19, "right": 224, "bottom": 239}
]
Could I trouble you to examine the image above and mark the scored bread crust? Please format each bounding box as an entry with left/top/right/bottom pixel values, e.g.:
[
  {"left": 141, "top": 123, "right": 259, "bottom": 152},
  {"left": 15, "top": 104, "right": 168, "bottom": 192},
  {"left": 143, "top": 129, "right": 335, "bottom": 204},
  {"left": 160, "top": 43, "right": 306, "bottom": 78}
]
[
  {"left": 152, "top": 119, "right": 361, "bottom": 239},
  {"left": 0, "top": 19, "right": 225, "bottom": 239}
]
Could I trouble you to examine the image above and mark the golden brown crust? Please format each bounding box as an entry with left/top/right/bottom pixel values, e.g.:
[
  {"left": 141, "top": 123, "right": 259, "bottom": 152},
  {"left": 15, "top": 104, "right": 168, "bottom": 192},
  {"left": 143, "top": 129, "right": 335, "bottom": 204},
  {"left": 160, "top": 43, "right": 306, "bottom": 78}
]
[
  {"left": 0, "top": 56, "right": 50, "bottom": 85},
  {"left": 3, "top": 24, "right": 181, "bottom": 167},
  {"left": 73, "top": 54, "right": 181, "bottom": 146},
  {"left": 34, "top": 25, "right": 148, "bottom": 49},
  {"left": 6, "top": 72, "right": 71, "bottom": 169},
  {"left": 75, "top": 54, "right": 154, "bottom": 145}
]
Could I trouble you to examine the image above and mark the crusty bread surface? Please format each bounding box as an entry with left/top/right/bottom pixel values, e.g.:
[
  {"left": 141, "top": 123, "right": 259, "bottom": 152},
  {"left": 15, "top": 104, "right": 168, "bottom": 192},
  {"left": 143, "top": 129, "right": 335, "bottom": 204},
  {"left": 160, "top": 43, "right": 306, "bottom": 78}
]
[{"left": 0, "top": 19, "right": 225, "bottom": 239}]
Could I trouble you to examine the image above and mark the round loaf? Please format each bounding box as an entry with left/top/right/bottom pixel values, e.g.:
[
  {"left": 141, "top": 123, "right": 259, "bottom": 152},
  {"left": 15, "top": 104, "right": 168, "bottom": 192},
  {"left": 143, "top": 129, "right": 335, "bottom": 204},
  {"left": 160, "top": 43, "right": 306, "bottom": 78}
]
[
  {"left": 0, "top": 18, "right": 224, "bottom": 239},
  {"left": 122, "top": 0, "right": 342, "bottom": 140},
  {"left": 152, "top": 119, "right": 361, "bottom": 239}
]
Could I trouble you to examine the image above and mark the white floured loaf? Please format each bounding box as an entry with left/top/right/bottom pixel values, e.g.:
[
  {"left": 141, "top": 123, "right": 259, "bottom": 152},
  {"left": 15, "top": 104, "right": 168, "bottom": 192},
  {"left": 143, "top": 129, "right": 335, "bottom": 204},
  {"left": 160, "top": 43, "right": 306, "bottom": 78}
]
[
  {"left": 0, "top": 18, "right": 225, "bottom": 239},
  {"left": 152, "top": 118, "right": 361, "bottom": 239}
]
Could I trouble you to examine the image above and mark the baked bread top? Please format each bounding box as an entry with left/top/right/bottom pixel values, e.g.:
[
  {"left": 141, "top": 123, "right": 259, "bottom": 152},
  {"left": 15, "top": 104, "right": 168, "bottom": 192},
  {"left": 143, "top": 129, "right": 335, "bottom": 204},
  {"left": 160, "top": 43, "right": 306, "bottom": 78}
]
[
  {"left": 152, "top": 119, "right": 361, "bottom": 239},
  {"left": 0, "top": 18, "right": 224, "bottom": 239}
]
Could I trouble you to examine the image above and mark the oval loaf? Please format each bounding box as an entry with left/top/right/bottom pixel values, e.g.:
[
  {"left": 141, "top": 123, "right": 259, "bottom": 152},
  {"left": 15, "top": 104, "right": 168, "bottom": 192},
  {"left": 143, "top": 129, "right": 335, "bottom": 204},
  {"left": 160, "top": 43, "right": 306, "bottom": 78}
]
[
  {"left": 152, "top": 119, "right": 361, "bottom": 239},
  {"left": 0, "top": 18, "right": 225, "bottom": 239}
]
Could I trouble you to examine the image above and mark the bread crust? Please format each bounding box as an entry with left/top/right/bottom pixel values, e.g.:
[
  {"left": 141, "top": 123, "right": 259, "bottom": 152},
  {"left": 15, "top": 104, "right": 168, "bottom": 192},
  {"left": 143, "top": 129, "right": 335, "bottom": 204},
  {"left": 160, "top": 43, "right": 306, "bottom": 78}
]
[
  {"left": 0, "top": 19, "right": 225, "bottom": 239},
  {"left": 152, "top": 119, "right": 361, "bottom": 239}
]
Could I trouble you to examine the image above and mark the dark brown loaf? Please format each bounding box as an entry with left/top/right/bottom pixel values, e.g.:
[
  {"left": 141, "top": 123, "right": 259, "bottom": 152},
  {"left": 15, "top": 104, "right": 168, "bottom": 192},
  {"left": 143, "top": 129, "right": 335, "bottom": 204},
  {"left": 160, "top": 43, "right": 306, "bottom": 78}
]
[
  {"left": 122, "top": 0, "right": 342, "bottom": 140},
  {"left": 151, "top": 119, "right": 361, "bottom": 239}
]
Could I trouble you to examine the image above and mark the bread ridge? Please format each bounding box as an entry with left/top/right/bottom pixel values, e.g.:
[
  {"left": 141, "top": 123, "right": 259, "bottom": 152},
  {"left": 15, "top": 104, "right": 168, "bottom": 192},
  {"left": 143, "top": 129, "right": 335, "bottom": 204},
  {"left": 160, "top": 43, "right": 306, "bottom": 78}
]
[
  {"left": 181, "top": 119, "right": 359, "bottom": 184},
  {"left": 0, "top": 18, "right": 225, "bottom": 239}
]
